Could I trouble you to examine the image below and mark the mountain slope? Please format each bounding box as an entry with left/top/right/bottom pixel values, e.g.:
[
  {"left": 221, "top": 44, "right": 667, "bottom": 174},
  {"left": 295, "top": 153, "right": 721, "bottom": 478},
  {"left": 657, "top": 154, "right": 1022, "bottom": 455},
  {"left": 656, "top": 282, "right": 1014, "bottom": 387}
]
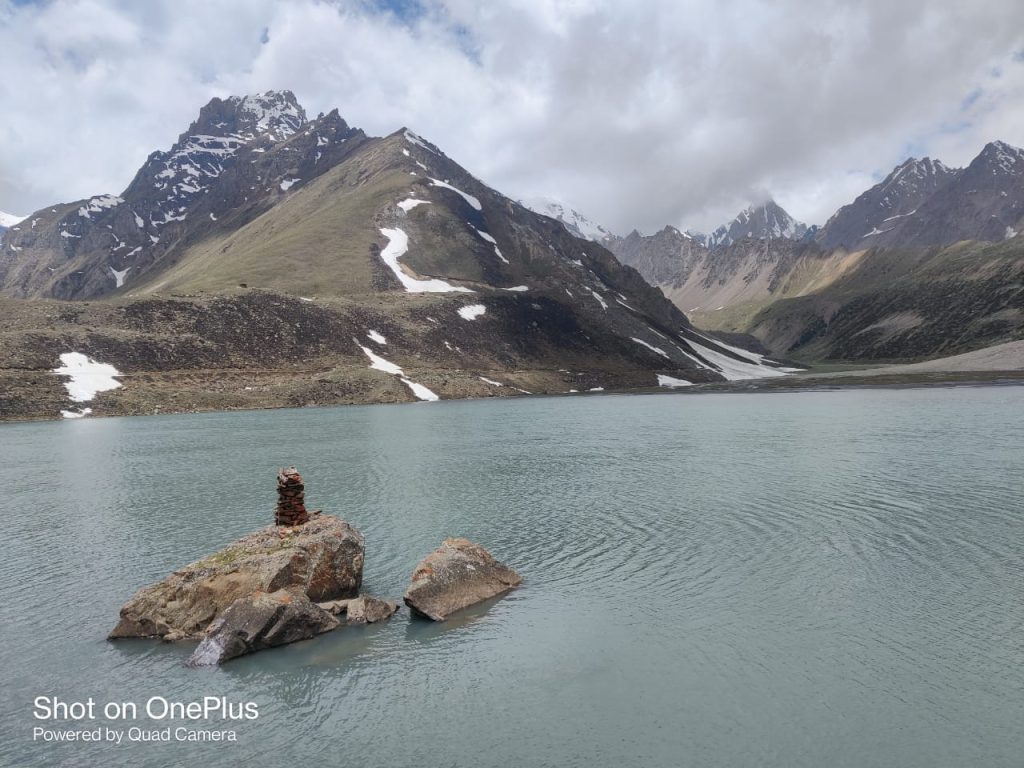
[{"left": 747, "top": 238, "right": 1024, "bottom": 361}]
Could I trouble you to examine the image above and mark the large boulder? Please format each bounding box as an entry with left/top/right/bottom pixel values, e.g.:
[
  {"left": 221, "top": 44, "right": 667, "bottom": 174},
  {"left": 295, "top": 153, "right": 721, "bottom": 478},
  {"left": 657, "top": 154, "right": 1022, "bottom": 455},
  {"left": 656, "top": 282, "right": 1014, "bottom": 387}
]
[
  {"left": 404, "top": 538, "right": 522, "bottom": 621},
  {"left": 187, "top": 589, "right": 339, "bottom": 666},
  {"left": 346, "top": 595, "right": 398, "bottom": 624},
  {"left": 109, "top": 515, "right": 364, "bottom": 641}
]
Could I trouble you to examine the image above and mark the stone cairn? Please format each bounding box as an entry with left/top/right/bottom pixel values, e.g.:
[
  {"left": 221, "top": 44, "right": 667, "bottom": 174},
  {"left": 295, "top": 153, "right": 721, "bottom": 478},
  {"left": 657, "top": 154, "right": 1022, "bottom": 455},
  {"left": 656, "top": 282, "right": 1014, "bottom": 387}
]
[{"left": 275, "top": 466, "right": 310, "bottom": 526}]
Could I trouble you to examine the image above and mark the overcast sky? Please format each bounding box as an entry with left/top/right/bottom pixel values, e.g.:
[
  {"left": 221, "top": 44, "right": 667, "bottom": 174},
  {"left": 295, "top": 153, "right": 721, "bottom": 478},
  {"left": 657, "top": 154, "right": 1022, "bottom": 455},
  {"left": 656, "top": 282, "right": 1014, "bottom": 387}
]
[{"left": 1, "top": 0, "right": 1023, "bottom": 233}]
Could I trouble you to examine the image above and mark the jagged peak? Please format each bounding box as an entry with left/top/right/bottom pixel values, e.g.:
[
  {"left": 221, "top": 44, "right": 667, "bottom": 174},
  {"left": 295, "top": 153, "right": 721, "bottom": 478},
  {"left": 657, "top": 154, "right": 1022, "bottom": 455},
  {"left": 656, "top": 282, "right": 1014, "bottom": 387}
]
[
  {"left": 189, "top": 90, "right": 307, "bottom": 144},
  {"left": 884, "top": 156, "right": 957, "bottom": 189},
  {"left": 976, "top": 140, "right": 1024, "bottom": 173},
  {"left": 707, "top": 198, "right": 806, "bottom": 248}
]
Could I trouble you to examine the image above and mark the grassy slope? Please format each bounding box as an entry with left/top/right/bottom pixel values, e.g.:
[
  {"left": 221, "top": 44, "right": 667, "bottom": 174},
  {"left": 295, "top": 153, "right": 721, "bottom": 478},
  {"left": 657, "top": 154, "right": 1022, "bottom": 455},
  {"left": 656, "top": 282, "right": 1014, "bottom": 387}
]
[
  {"left": 746, "top": 239, "right": 1024, "bottom": 362},
  {"left": 132, "top": 137, "right": 408, "bottom": 297}
]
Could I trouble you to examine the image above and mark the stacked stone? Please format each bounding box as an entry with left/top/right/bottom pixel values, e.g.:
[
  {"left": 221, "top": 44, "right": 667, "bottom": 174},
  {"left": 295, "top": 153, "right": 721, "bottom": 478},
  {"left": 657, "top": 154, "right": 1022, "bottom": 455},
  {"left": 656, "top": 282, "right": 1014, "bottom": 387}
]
[{"left": 276, "top": 467, "right": 310, "bottom": 526}]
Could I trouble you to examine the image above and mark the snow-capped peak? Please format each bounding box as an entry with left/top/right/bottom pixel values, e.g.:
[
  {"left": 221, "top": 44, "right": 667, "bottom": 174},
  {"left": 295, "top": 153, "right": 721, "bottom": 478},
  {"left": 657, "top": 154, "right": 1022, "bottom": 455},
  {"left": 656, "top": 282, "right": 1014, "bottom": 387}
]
[
  {"left": 521, "top": 197, "right": 613, "bottom": 242},
  {"left": 706, "top": 199, "right": 807, "bottom": 248},
  {"left": 229, "top": 90, "right": 306, "bottom": 141},
  {"left": 978, "top": 140, "right": 1024, "bottom": 175},
  {"left": 0, "top": 210, "right": 28, "bottom": 229}
]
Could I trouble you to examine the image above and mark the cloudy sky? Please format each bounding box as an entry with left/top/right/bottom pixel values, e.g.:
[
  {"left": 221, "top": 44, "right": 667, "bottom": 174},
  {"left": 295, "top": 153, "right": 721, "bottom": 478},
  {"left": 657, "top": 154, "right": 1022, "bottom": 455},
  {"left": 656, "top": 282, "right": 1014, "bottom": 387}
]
[{"left": 1, "top": 0, "right": 1023, "bottom": 233}]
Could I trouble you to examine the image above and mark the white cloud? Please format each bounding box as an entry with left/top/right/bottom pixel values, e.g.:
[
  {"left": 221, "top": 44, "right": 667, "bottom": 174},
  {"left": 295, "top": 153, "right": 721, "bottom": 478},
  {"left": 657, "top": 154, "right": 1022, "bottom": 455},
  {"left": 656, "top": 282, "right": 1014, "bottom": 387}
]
[{"left": 0, "top": 0, "right": 1022, "bottom": 233}]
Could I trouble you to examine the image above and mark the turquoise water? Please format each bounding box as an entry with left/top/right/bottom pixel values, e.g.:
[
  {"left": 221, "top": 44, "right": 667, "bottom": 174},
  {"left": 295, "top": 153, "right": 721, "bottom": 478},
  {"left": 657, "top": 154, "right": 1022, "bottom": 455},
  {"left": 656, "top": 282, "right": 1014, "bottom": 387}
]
[{"left": 1, "top": 386, "right": 1022, "bottom": 767}]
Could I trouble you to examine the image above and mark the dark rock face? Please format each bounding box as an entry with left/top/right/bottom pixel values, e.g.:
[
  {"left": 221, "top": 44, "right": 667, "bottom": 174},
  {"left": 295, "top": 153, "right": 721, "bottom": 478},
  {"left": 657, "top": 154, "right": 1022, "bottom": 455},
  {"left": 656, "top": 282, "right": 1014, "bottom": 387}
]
[
  {"left": 187, "top": 589, "right": 339, "bottom": 666},
  {"left": 109, "top": 514, "right": 364, "bottom": 641},
  {"left": 816, "top": 157, "right": 960, "bottom": 250},
  {"left": 404, "top": 538, "right": 522, "bottom": 621},
  {"left": 346, "top": 595, "right": 398, "bottom": 624},
  {"left": 607, "top": 226, "right": 708, "bottom": 287},
  {"left": 869, "top": 141, "right": 1024, "bottom": 249}
]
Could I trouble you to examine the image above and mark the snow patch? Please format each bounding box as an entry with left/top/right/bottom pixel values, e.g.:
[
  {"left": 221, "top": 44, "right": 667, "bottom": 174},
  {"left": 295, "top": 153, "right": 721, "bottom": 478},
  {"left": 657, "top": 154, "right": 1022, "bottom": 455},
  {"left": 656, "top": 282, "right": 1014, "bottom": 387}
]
[
  {"left": 473, "top": 228, "right": 508, "bottom": 263},
  {"left": 109, "top": 267, "right": 130, "bottom": 288},
  {"left": 657, "top": 374, "right": 693, "bottom": 388},
  {"left": 356, "top": 343, "right": 403, "bottom": 375},
  {"left": 400, "top": 378, "right": 439, "bottom": 402},
  {"left": 367, "top": 330, "right": 386, "bottom": 345},
  {"left": 398, "top": 198, "right": 430, "bottom": 212},
  {"left": 862, "top": 226, "right": 895, "bottom": 238},
  {"left": 588, "top": 289, "right": 608, "bottom": 310},
  {"left": 479, "top": 376, "right": 503, "bottom": 386},
  {"left": 429, "top": 178, "right": 481, "bottom": 210},
  {"left": 355, "top": 340, "right": 438, "bottom": 401},
  {"left": 503, "top": 285, "right": 529, "bottom": 292},
  {"left": 60, "top": 408, "right": 93, "bottom": 419},
  {"left": 458, "top": 304, "right": 486, "bottom": 321},
  {"left": 378, "top": 228, "right": 473, "bottom": 294},
  {"left": 632, "top": 337, "right": 670, "bottom": 359},
  {"left": 404, "top": 130, "right": 437, "bottom": 153},
  {"left": 279, "top": 178, "right": 300, "bottom": 191},
  {"left": 52, "top": 352, "right": 122, "bottom": 403},
  {"left": 683, "top": 335, "right": 790, "bottom": 381},
  {"left": 77, "top": 195, "right": 123, "bottom": 219}
]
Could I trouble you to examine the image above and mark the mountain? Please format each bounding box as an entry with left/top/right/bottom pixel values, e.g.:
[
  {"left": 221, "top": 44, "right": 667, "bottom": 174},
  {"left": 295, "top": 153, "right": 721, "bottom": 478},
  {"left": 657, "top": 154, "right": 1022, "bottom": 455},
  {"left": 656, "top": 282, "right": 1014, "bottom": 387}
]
[
  {"left": 865, "top": 141, "right": 1024, "bottom": 248},
  {"left": 816, "top": 157, "right": 960, "bottom": 250},
  {"left": 706, "top": 200, "right": 808, "bottom": 249},
  {"left": 0, "top": 90, "right": 366, "bottom": 299},
  {"left": 522, "top": 198, "right": 613, "bottom": 242},
  {"left": 0, "top": 91, "right": 793, "bottom": 420}
]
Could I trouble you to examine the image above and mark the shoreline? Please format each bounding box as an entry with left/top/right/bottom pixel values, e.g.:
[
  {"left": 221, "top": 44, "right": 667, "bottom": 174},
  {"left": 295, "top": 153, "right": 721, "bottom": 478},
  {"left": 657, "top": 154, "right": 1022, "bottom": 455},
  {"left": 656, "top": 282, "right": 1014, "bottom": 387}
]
[{"left": 4, "top": 368, "right": 1022, "bottom": 425}]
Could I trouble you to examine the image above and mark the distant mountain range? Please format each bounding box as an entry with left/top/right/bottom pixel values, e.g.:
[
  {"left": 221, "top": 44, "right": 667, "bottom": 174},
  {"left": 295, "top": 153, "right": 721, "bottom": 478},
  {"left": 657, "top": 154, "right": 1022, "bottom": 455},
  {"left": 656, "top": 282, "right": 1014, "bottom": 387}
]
[
  {"left": 600, "top": 140, "right": 1024, "bottom": 362},
  {"left": 0, "top": 90, "right": 792, "bottom": 420}
]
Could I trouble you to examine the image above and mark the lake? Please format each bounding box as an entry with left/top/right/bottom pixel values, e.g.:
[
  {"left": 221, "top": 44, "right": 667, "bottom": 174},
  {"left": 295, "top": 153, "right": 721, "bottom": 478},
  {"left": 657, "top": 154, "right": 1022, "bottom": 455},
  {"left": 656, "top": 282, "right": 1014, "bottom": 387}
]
[{"left": 1, "top": 386, "right": 1022, "bottom": 767}]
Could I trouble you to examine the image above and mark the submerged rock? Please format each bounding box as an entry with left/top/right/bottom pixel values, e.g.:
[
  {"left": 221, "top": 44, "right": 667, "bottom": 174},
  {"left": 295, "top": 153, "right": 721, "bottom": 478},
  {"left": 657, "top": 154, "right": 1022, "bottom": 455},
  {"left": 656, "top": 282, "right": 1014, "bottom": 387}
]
[
  {"left": 346, "top": 595, "right": 398, "bottom": 624},
  {"left": 404, "top": 538, "right": 522, "bottom": 621},
  {"left": 187, "top": 589, "right": 339, "bottom": 666},
  {"left": 109, "top": 514, "right": 364, "bottom": 641}
]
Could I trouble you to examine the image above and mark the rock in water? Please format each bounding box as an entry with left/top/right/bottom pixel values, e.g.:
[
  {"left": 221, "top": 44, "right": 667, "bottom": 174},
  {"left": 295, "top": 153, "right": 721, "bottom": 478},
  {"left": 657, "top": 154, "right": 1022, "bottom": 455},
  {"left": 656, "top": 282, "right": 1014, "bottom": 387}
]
[
  {"left": 403, "top": 538, "right": 522, "bottom": 621},
  {"left": 188, "top": 589, "right": 339, "bottom": 666},
  {"left": 109, "top": 514, "right": 364, "bottom": 640},
  {"left": 346, "top": 595, "right": 398, "bottom": 624}
]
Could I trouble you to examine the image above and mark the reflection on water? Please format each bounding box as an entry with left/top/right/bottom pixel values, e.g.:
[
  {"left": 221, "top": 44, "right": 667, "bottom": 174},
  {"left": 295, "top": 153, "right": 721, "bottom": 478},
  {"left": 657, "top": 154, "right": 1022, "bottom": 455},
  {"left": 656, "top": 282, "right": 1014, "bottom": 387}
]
[{"left": 1, "top": 386, "right": 1023, "bottom": 768}]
